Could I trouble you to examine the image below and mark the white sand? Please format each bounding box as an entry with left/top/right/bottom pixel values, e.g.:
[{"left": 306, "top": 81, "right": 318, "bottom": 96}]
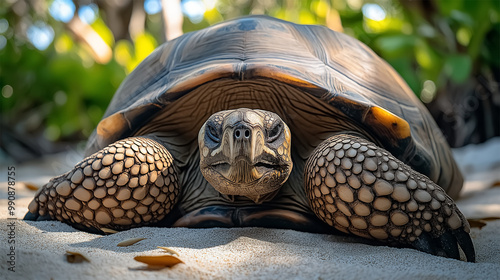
[{"left": 1, "top": 138, "right": 500, "bottom": 279}]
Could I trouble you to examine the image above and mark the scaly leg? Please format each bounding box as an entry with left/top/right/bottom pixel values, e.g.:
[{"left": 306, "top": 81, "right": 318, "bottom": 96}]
[
  {"left": 25, "top": 137, "right": 180, "bottom": 233},
  {"left": 304, "top": 134, "right": 475, "bottom": 262}
]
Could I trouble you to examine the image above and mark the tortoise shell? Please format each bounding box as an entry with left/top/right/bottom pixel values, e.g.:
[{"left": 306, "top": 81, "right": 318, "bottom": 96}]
[{"left": 86, "top": 15, "right": 463, "bottom": 201}]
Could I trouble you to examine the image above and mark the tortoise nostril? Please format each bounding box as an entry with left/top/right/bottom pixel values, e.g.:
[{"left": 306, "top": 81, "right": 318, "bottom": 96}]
[{"left": 234, "top": 127, "right": 251, "bottom": 140}]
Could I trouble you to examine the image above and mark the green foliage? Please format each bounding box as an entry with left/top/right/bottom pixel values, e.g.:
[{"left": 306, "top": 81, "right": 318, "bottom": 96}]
[{"left": 0, "top": 25, "right": 126, "bottom": 140}]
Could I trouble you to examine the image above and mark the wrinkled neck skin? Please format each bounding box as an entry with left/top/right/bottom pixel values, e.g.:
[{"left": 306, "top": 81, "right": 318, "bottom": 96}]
[{"left": 198, "top": 108, "right": 293, "bottom": 204}]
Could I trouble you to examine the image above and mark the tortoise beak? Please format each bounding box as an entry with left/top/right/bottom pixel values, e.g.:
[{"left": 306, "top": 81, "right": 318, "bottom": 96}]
[{"left": 216, "top": 121, "right": 277, "bottom": 184}]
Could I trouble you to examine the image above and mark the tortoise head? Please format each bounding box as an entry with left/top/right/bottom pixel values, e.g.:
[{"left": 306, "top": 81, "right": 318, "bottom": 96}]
[{"left": 199, "top": 108, "right": 293, "bottom": 203}]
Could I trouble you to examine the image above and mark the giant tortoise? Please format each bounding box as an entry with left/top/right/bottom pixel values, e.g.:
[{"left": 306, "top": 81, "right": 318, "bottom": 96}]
[{"left": 25, "top": 16, "right": 475, "bottom": 262}]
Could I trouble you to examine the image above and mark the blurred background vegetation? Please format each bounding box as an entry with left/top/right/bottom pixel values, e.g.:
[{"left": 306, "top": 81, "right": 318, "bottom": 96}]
[{"left": 1, "top": 0, "right": 499, "bottom": 162}]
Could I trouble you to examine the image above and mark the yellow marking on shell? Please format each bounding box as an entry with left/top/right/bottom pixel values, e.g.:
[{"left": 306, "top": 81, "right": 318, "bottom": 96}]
[
  {"left": 169, "top": 64, "right": 234, "bottom": 93},
  {"left": 251, "top": 66, "right": 317, "bottom": 88},
  {"left": 366, "top": 106, "right": 411, "bottom": 140},
  {"left": 96, "top": 112, "right": 128, "bottom": 139}
]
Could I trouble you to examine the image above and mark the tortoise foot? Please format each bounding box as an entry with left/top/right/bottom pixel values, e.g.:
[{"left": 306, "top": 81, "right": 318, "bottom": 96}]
[
  {"left": 173, "top": 205, "right": 331, "bottom": 233},
  {"left": 412, "top": 228, "right": 475, "bottom": 262},
  {"left": 25, "top": 137, "right": 180, "bottom": 233},
  {"left": 304, "top": 134, "right": 475, "bottom": 262}
]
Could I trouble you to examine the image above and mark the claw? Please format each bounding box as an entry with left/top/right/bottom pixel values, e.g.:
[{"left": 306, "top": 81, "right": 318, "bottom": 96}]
[
  {"left": 412, "top": 229, "right": 475, "bottom": 262},
  {"left": 24, "top": 198, "right": 51, "bottom": 221},
  {"left": 453, "top": 228, "right": 476, "bottom": 262},
  {"left": 412, "top": 232, "right": 437, "bottom": 256},
  {"left": 23, "top": 211, "right": 52, "bottom": 221},
  {"left": 438, "top": 230, "right": 460, "bottom": 260},
  {"left": 23, "top": 211, "right": 38, "bottom": 221}
]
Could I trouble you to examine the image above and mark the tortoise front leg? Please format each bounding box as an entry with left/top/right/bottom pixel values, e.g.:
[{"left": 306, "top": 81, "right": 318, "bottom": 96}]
[
  {"left": 304, "top": 134, "right": 475, "bottom": 262},
  {"left": 24, "top": 137, "right": 180, "bottom": 233}
]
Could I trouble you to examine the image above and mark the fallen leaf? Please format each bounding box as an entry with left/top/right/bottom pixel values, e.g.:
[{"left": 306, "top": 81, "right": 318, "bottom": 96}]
[
  {"left": 134, "top": 255, "right": 183, "bottom": 268},
  {"left": 481, "top": 217, "right": 500, "bottom": 221},
  {"left": 467, "top": 219, "right": 487, "bottom": 229},
  {"left": 117, "top": 238, "right": 146, "bottom": 247},
  {"left": 467, "top": 217, "right": 500, "bottom": 229},
  {"left": 65, "top": 251, "right": 90, "bottom": 263},
  {"left": 24, "top": 182, "right": 39, "bottom": 191},
  {"left": 491, "top": 181, "right": 500, "bottom": 188},
  {"left": 130, "top": 265, "right": 169, "bottom": 271},
  {"left": 101, "top": 227, "right": 118, "bottom": 234},
  {"left": 157, "top": 246, "right": 179, "bottom": 256}
]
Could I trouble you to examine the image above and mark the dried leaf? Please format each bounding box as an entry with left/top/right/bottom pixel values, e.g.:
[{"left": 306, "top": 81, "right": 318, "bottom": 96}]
[
  {"left": 24, "top": 182, "right": 39, "bottom": 191},
  {"left": 134, "top": 255, "right": 183, "bottom": 268},
  {"left": 468, "top": 219, "right": 487, "bottom": 229},
  {"left": 468, "top": 217, "right": 500, "bottom": 229},
  {"left": 65, "top": 251, "right": 90, "bottom": 263},
  {"left": 157, "top": 246, "right": 179, "bottom": 256},
  {"left": 481, "top": 217, "right": 500, "bottom": 221},
  {"left": 491, "top": 181, "right": 500, "bottom": 188},
  {"left": 101, "top": 227, "right": 118, "bottom": 234},
  {"left": 117, "top": 238, "right": 146, "bottom": 247}
]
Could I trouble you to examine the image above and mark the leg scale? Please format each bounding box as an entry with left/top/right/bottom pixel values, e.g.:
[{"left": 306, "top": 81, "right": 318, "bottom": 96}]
[
  {"left": 304, "top": 134, "right": 475, "bottom": 261},
  {"left": 26, "top": 137, "right": 180, "bottom": 233}
]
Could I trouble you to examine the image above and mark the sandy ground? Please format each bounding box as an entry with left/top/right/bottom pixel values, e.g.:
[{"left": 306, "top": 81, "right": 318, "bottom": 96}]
[{"left": 1, "top": 138, "right": 499, "bottom": 279}]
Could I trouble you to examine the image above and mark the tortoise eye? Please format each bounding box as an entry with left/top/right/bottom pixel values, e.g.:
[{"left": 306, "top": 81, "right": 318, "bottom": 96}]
[
  {"left": 267, "top": 122, "right": 283, "bottom": 142},
  {"left": 207, "top": 123, "right": 220, "bottom": 142}
]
